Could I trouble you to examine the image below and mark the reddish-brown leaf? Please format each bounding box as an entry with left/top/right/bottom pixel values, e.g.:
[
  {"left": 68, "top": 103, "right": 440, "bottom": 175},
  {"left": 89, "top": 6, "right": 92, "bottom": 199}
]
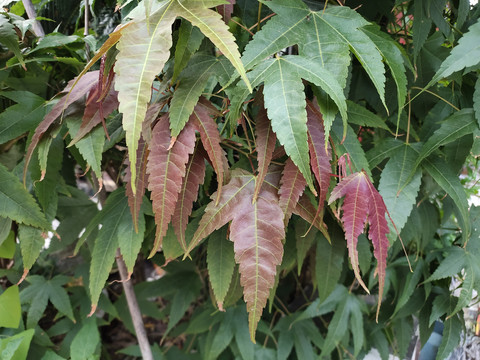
[
  {"left": 190, "top": 98, "right": 226, "bottom": 203},
  {"left": 24, "top": 71, "right": 99, "bottom": 184},
  {"left": 69, "top": 85, "right": 119, "bottom": 146},
  {"left": 172, "top": 143, "right": 206, "bottom": 251},
  {"left": 125, "top": 136, "right": 149, "bottom": 231},
  {"left": 306, "top": 99, "right": 331, "bottom": 207},
  {"left": 253, "top": 98, "right": 277, "bottom": 202},
  {"left": 147, "top": 114, "right": 197, "bottom": 257},
  {"left": 278, "top": 158, "right": 306, "bottom": 225},
  {"left": 216, "top": 0, "right": 235, "bottom": 23},
  {"left": 187, "top": 169, "right": 284, "bottom": 341},
  {"left": 328, "top": 171, "right": 390, "bottom": 319},
  {"left": 293, "top": 193, "right": 329, "bottom": 240}
]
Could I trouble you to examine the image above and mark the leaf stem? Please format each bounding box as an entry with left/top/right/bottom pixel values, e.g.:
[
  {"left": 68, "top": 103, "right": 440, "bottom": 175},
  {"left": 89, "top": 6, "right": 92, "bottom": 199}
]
[{"left": 409, "top": 87, "right": 460, "bottom": 111}]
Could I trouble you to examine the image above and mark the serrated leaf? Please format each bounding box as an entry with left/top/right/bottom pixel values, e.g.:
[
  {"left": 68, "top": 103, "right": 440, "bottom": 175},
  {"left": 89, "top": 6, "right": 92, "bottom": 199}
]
[
  {"left": 0, "top": 91, "right": 46, "bottom": 144},
  {"left": 24, "top": 71, "right": 99, "bottom": 183},
  {"left": 412, "top": 0, "right": 432, "bottom": 62},
  {"left": 422, "top": 156, "right": 470, "bottom": 242},
  {"left": 362, "top": 24, "right": 407, "bottom": 122},
  {"left": 70, "top": 318, "right": 100, "bottom": 360},
  {"left": 306, "top": 100, "right": 331, "bottom": 207},
  {"left": 331, "top": 121, "right": 371, "bottom": 178},
  {"left": 125, "top": 136, "right": 149, "bottom": 230},
  {"left": 118, "top": 198, "right": 146, "bottom": 275},
  {"left": 316, "top": 232, "right": 345, "bottom": 302},
  {"left": 437, "top": 313, "right": 462, "bottom": 360},
  {"left": 207, "top": 226, "right": 235, "bottom": 308},
  {"left": 0, "top": 285, "right": 21, "bottom": 328},
  {"left": 474, "top": 78, "right": 480, "bottom": 127},
  {"left": 378, "top": 144, "right": 422, "bottom": 242},
  {"left": 345, "top": 100, "right": 390, "bottom": 131},
  {"left": 293, "top": 194, "right": 327, "bottom": 235},
  {"left": 320, "top": 296, "right": 351, "bottom": 356},
  {"left": 393, "top": 259, "right": 424, "bottom": 316},
  {"left": 173, "top": 20, "right": 204, "bottom": 82},
  {"left": 69, "top": 86, "right": 119, "bottom": 146},
  {"left": 253, "top": 97, "right": 276, "bottom": 202},
  {"left": 19, "top": 225, "right": 45, "bottom": 274},
  {"left": 0, "top": 163, "right": 49, "bottom": 229},
  {"left": 172, "top": 143, "right": 206, "bottom": 251},
  {"left": 278, "top": 158, "right": 306, "bottom": 225},
  {"left": 66, "top": 117, "right": 104, "bottom": 180},
  {"left": 89, "top": 188, "right": 129, "bottom": 312},
  {"left": 147, "top": 115, "right": 197, "bottom": 257},
  {"left": 329, "top": 171, "right": 390, "bottom": 319},
  {"left": 431, "top": 18, "right": 480, "bottom": 84},
  {"left": 169, "top": 54, "right": 219, "bottom": 136},
  {"left": 366, "top": 138, "right": 405, "bottom": 168},
  {"left": 0, "top": 14, "right": 25, "bottom": 69},
  {"left": 0, "top": 329, "right": 34, "bottom": 360},
  {"left": 188, "top": 170, "right": 284, "bottom": 341},
  {"left": 206, "top": 310, "right": 235, "bottom": 360}
]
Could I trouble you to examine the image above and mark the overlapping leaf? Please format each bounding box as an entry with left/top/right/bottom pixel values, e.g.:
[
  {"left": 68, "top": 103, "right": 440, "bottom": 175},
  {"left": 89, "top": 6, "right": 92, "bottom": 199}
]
[
  {"left": 187, "top": 170, "right": 284, "bottom": 340},
  {"left": 147, "top": 115, "right": 197, "bottom": 257},
  {"left": 329, "top": 171, "right": 390, "bottom": 319},
  {"left": 115, "top": 0, "right": 250, "bottom": 192},
  {"left": 278, "top": 159, "right": 306, "bottom": 225}
]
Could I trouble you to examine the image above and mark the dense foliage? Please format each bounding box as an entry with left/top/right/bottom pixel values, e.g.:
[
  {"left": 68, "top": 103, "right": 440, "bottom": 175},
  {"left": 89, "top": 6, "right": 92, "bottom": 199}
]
[{"left": 0, "top": 0, "right": 480, "bottom": 359}]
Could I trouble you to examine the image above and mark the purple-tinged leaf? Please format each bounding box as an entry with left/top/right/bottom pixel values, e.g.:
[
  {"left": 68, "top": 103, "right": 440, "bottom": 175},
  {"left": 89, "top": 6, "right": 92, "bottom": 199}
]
[
  {"left": 172, "top": 143, "right": 206, "bottom": 251},
  {"left": 216, "top": 0, "right": 235, "bottom": 23},
  {"left": 278, "top": 158, "right": 306, "bottom": 225},
  {"left": 147, "top": 115, "right": 196, "bottom": 257},
  {"left": 253, "top": 97, "right": 277, "bottom": 202}
]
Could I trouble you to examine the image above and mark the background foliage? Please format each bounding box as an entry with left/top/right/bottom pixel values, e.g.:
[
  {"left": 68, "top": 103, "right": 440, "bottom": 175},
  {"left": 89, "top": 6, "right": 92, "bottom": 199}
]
[{"left": 0, "top": 0, "right": 480, "bottom": 359}]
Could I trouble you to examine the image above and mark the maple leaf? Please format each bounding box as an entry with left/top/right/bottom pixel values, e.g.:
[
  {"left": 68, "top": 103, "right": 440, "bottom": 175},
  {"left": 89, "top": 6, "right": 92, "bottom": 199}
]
[
  {"left": 146, "top": 114, "right": 197, "bottom": 257},
  {"left": 187, "top": 170, "right": 285, "bottom": 341},
  {"left": 328, "top": 171, "right": 390, "bottom": 320},
  {"left": 114, "top": 0, "right": 250, "bottom": 193}
]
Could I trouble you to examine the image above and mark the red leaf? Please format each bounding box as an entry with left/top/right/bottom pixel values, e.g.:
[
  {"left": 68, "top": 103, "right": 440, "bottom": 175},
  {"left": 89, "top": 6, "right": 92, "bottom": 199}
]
[
  {"left": 172, "top": 143, "right": 206, "bottom": 251},
  {"left": 216, "top": 0, "right": 235, "bottom": 23},
  {"left": 278, "top": 158, "right": 306, "bottom": 225},
  {"left": 24, "top": 71, "right": 99, "bottom": 184},
  {"left": 125, "top": 136, "right": 149, "bottom": 232},
  {"left": 293, "top": 193, "right": 329, "bottom": 240},
  {"left": 187, "top": 169, "right": 284, "bottom": 341},
  {"left": 253, "top": 97, "right": 277, "bottom": 202},
  {"left": 190, "top": 98, "right": 226, "bottom": 203},
  {"left": 147, "top": 115, "right": 197, "bottom": 257},
  {"left": 306, "top": 99, "right": 331, "bottom": 207},
  {"left": 328, "top": 171, "right": 390, "bottom": 319}
]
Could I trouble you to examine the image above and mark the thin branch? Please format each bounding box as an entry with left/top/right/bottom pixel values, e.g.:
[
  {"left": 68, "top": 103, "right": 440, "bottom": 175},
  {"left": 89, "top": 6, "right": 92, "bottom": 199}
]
[{"left": 22, "top": 0, "right": 45, "bottom": 38}]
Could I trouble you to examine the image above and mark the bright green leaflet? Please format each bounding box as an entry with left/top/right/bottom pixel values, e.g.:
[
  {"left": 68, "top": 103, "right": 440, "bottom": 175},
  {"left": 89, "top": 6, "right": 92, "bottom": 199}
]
[{"left": 0, "top": 285, "right": 21, "bottom": 328}]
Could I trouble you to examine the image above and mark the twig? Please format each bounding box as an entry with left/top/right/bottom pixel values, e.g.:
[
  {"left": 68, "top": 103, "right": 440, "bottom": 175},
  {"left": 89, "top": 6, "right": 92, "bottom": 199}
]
[
  {"left": 22, "top": 0, "right": 45, "bottom": 38},
  {"left": 84, "top": 0, "right": 91, "bottom": 61},
  {"left": 116, "top": 249, "right": 154, "bottom": 360}
]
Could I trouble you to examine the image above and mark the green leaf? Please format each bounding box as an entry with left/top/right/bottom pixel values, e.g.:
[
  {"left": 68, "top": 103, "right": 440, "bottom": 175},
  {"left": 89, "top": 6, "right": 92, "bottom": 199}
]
[
  {"left": 207, "top": 226, "right": 235, "bottom": 309},
  {"left": 431, "top": 18, "right": 480, "bottom": 84},
  {"left": 393, "top": 259, "right": 424, "bottom": 316},
  {"left": 393, "top": 317, "right": 413, "bottom": 359},
  {"left": 362, "top": 24, "right": 407, "bottom": 122},
  {"left": 437, "top": 314, "right": 462, "bottom": 360},
  {"left": 66, "top": 118, "right": 105, "bottom": 181},
  {"left": 366, "top": 138, "right": 405, "bottom": 169},
  {"left": 0, "top": 231, "right": 15, "bottom": 259},
  {"left": 89, "top": 188, "right": 130, "bottom": 312},
  {"left": 70, "top": 318, "right": 100, "bottom": 360},
  {"left": 18, "top": 225, "right": 44, "bottom": 273},
  {"left": 233, "top": 307, "right": 255, "bottom": 360},
  {"left": 295, "top": 219, "right": 316, "bottom": 275},
  {"left": 474, "top": 78, "right": 480, "bottom": 127},
  {"left": 412, "top": 0, "right": 432, "bottom": 62},
  {"left": 378, "top": 143, "right": 422, "bottom": 242},
  {"left": 320, "top": 295, "right": 352, "bottom": 356},
  {"left": 164, "top": 286, "right": 197, "bottom": 337},
  {"left": 0, "top": 91, "right": 46, "bottom": 144},
  {"left": 28, "top": 33, "right": 81, "bottom": 54},
  {"left": 206, "top": 310, "right": 235, "bottom": 360},
  {"left": 115, "top": 2, "right": 177, "bottom": 194},
  {"left": 331, "top": 121, "right": 371, "bottom": 178},
  {"left": 118, "top": 199, "right": 146, "bottom": 275},
  {"left": 172, "top": 20, "right": 204, "bottom": 82},
  {"left": 0, "top": 329, "right": 34, "bottom": 360},
  {"left": 422, "top": 156, "right": 470, "bottom": 242},
  {"left": 0, "top": 163, "right": 50, "bottom": 229},
  {"left": 346, "top": 100, "right": 390, "bottom": 131},
  {"left": 0, "top": 285, "right": 21, "bottom": 328},
  {"left": 0, "top": 14, "right": 25, "bottom": 69},
  {"left": 169, "top": 54, "right": 219, "bottom": 136},
  {"left": 0, "top": 217, "right": 11, "bottom": 246},
  {"left": 316, "top": 232, "right": 345, "bottom": 302}
]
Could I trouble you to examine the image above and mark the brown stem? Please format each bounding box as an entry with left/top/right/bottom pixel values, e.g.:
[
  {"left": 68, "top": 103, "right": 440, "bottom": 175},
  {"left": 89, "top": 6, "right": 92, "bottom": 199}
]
[
  {"left": 22, "top": 0, "right": 45, "bottom": 38},
  {"left": 116, "top": 249, "right": 154, "bottom": 360}
]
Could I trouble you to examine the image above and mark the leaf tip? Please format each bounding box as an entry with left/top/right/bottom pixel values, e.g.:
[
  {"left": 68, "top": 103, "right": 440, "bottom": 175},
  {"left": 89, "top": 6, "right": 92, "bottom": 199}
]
[
  {"left": 217, "top": 302, "right": 225, "bottom": 312},
  {"left": 88, "top": 305, "right": 97, "bottom": 317},
  {"left": 17, "top": 268, "right": 29, "bottom": 285}
]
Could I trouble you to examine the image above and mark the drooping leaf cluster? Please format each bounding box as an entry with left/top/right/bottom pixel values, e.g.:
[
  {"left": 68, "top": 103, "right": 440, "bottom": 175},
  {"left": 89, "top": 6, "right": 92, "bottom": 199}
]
[{"left": 1, "top": 0, "right": 480, "bottom": 358}]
